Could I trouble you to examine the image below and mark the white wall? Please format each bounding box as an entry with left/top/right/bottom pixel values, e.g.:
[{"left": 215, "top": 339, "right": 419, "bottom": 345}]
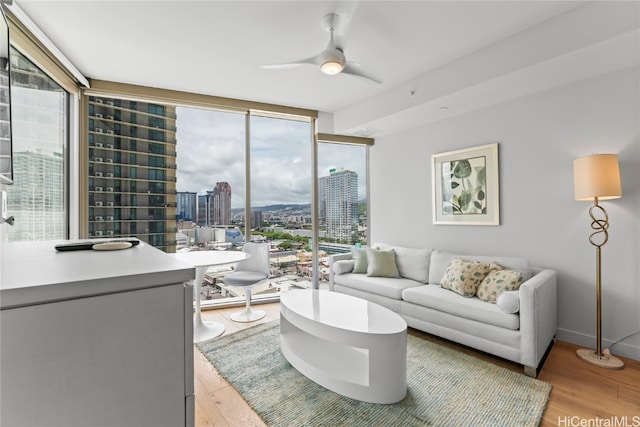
[{"left": 369, "top": 66, "right": 640, "bottom": 360}]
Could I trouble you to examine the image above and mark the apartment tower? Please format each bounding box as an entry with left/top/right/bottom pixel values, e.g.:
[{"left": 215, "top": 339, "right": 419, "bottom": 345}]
[
  {"left": 318, "top": 167, "right": 358, "bottom": 244},
  {"left": 177, "top": 191, "right": 197, "bottom": 222},
  {"left": 197, "top": 191, "right": 212, "bottom": 227},
  {"left": 212, "top": 181, "right": 231, "bottom": 226},
  {"left": 8, "top": 151, "right": 65, "bottom": 240},
  {"left": 87, "top": 96, "right": 177, "bottom": 252}
]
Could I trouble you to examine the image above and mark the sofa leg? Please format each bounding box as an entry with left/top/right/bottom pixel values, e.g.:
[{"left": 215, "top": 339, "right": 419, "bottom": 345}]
[{"left": 524, "top": 365, "right": 537, "bottom": 378}]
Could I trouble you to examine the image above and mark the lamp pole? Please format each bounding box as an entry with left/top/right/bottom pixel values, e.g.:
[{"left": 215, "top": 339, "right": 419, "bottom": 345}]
[{"left": 591, "top": 198, "right": 605, "bottom": 358}]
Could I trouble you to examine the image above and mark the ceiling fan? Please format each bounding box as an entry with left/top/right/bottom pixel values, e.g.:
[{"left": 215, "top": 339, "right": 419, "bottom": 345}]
[{"left": 261, "top": 13, "right": 382, "bottom": 84}]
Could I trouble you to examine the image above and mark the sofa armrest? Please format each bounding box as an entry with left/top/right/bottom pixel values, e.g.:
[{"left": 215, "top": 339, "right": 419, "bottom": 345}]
[
  {"left": 519, "top": 268, "right": 557, "bottom": 368},
  {"left": 329, "top": 253, "right": 353, "bottom": 291}
]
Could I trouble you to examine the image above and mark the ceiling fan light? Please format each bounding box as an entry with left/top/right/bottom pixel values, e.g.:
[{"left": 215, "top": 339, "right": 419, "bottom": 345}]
[{"left": 321, "top": 61, "right": 344, "bottom": 75}]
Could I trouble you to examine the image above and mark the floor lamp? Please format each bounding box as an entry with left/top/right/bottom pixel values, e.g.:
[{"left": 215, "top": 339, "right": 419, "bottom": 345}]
[{"left": 573, "top": 153, "right": 624, "bottom": 369}]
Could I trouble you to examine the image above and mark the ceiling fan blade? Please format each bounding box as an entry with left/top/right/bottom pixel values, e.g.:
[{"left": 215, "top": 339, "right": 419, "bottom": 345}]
[
  {"left": 260, "top": 63, "right": 305, "bottom": 70},
  {"left": 342, "top": 61, "right": 382, "bottom": 84},
  {"left": 333, "top": 1, "right": 361, "bottom": 50},
  {"left": 260, "top": 55, "right": 321, "bottom": 70}
]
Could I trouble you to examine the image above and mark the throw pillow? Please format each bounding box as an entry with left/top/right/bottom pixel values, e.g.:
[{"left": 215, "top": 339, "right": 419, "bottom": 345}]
[
  {"left": 365, "top": 247, "right": 400, "bottom": 278},
  {"left": 440, "top": 257, "right": 491, "bottom": 297},
  {"left": 374, "top": 243, "right": 432, "bottom": 283},
  {"left": 461, "top": 255, "right": 533, "bottom": 282},
  {"left": 476, "top": 263, "right": 523, "bottom": 303},
  {"left": 496, "top": 290, "right": 520, "bottom": 314},
  {"left": 351, "top": 247, "right": 368, "bottom": 274},
  {"left": 332, "top": 260, "right": 354, "bottom": 275}
]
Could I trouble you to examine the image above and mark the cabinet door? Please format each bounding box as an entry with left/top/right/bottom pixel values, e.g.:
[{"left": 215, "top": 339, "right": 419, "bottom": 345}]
[{"left": 1, "top": 284, "right": 187, "bottom": 427}]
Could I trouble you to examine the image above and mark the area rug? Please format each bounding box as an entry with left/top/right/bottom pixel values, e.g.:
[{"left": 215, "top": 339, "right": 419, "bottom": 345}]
[{"left": 198, "top": 321, "right": 551, "bottom": 427}]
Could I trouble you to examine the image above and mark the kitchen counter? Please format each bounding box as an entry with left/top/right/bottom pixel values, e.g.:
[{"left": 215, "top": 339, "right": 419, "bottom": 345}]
[{"left": 0, "top": 239, "right": 195, "bottom": 309}]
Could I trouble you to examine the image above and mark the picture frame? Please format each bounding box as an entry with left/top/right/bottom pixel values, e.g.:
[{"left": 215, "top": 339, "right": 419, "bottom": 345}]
[{"left": 431, "top": 143, "right": 499, "bottom": 225}]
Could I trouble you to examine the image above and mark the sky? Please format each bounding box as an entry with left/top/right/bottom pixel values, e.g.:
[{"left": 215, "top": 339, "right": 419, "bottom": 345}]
[{"left": 175, "top": 106, "right": 367, "bottom": 208}]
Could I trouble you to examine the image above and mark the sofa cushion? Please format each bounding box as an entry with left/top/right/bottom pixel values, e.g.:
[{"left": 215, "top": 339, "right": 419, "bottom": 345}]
[
  {"left": 429, "top": 250, "right": 460, "bottom": 284},
  {"left": 332, "top": 260, "right": 354, "bottom": 275},
  {"left": 402, "top": 284, "right": 520, "bottom": 330},
  {"left": 351, "top": 247, "right": 368, "bottom": 273},
  {"left": 374, "top": 243, "right": 432, "bottom": 283},
  {"left": 429, "top": 250, "right": 532, "bottom": 285},
  {"left": 333, "top": 273, "right": 422, "bottom": 300},
  {"left": 440, "top": 257, "right": 491, "bottom": 297},
  {"left": 496, "top": 290, "right": 520, "bottom": 314},
  {"left": 476, "top": 263, "right": 524, "bottom": 302},
  {"left": 366, "top": 247, "right": 400, "bottom": 278}
]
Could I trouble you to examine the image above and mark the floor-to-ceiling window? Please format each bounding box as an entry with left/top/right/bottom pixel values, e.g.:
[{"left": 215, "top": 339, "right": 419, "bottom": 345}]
[
  {"left": 6, "top": 47, "right": 69, "bottom": 241},
  {"left": 174, "top": 109, "right": 316, "bottom": 305},
  {"left": 249, "top": 114, "right": 312, "bottom": 293},
  {"left": 313, "top": 140, "right": 369, "bottom": 283},
  {"left": 317, "top": 142, "right": 368, "bottom": 247},
  {"left": 174, "top": 106, "right": 247, "bottom": 303}
]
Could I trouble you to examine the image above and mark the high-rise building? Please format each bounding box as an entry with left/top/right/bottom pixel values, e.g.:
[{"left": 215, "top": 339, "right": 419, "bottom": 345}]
[
  {"left": 177, "top": 191, "right": 197, "bottom": 222},
  {"left": 197, "top": 191, "right": 213, "bottom": 226},
  {"left": 318, "top": 167, "right": 358, "bottom": 244},
  {"left": 212, "top": 182, "right": 231, "bottom": 226},
  {"left": 251, "top": 210, "right": 263, "bottom": 229},
  {"left": 87, "top": 96, "right": 177, "bottom": 252},
  {"left": 7, "top": 151, "right": 65, "bottom": 240}
]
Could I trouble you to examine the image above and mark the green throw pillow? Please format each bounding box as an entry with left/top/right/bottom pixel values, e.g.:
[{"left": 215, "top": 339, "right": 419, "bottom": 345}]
[
  {"left": 351, "top": 247, "right": 368, "bottom": 274},
  {"left": 366, "top": 247, "right": 400, "bottom": 278}
]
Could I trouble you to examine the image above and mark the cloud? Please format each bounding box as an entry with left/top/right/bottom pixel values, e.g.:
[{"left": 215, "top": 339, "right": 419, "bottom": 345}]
[
  {"left": 176, "top": 107, "right": 245, "bottom": 199},
  {"left": 176, "top": 107, "right": 367, "bottom": 208}
]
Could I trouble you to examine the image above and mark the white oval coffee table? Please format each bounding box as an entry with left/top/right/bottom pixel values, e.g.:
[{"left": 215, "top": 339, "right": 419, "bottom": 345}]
[{"left": 279, "top": 289, "right": 407, "bottom": 404}]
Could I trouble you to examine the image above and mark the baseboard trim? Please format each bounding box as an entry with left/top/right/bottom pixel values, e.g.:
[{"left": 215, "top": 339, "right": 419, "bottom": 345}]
[{"left": 555, "top": 328, "right": 640, "bottom": 361}]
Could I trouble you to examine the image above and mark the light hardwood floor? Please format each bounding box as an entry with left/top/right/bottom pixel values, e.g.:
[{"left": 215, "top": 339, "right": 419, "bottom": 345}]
[{"left": 194, "top": 303, "right": 640, "bottom": 427}]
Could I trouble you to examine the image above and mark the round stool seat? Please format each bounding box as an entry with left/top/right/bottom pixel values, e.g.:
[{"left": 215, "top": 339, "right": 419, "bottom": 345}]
[{"left": 224, "top": 271, "right": 269, "bottom": 287}]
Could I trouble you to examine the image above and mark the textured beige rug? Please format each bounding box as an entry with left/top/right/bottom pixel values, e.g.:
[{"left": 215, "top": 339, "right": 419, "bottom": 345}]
[{"left": 198, "top": 320, "right": 551, "bottom": 427}]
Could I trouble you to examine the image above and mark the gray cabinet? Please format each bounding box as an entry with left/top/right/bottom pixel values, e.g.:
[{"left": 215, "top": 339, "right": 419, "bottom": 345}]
[{"left": 0, "top": 240, "right": 195, "bottom": 427}]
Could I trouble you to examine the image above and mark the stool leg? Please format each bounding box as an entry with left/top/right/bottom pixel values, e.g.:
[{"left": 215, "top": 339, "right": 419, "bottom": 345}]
[
  {"left": 244, "top": 288, "right": 251, "bottom": 313},
  {"left": 230, "top": 286, "right": 265, "bottom": 322}
]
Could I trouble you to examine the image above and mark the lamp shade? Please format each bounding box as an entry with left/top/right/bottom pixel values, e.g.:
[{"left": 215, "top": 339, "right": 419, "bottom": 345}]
[{"left": 573, "top": 154, "right": 622, "bottom": 201}]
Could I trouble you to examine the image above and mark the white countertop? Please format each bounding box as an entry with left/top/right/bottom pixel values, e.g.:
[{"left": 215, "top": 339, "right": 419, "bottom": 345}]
[{"left": 0, "top": 240, "right": 195, "bottom": 309}]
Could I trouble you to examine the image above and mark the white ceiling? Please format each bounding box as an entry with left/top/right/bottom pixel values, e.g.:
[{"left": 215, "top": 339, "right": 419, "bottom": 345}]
[{"left": 9, "top": 1, "right": 640, "bottom": 137}]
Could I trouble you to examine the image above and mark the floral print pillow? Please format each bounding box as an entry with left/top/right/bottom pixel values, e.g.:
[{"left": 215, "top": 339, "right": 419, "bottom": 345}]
[
  {"left": 440, "top": 257, "right": 491, "bottom": 297},
  {"left": 476, "top": 262, "right": 523, "bottom": 303}
]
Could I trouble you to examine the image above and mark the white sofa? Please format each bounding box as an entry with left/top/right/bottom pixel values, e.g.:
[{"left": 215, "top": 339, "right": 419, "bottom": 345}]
[{"left": 329, "top": 244, "right": 557, "bottom": 377}]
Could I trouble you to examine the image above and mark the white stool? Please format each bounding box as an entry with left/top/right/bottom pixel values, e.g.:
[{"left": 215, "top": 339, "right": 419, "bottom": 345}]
[{"left": 223, "top": 242, "right": 269, "bottom": 322}]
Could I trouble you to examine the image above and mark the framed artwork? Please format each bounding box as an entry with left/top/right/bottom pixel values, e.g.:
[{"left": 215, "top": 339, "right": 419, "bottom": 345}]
[{"left": 432, "top": 143, "right": 499, "bottom": 225}]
